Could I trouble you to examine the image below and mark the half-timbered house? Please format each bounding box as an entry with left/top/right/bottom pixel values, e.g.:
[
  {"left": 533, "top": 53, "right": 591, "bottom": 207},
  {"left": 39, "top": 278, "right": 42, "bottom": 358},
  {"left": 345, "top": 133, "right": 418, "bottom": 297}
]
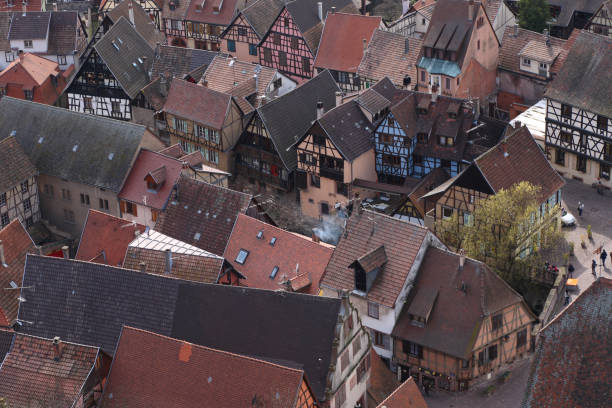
[
  {"left": 587, "top": 0, "right": 612, "bottom": 38},
  {"left": 392, "top": 248, "right": 536, "bottom": 391},
  {"left": 258, "top": 0, "right": 357, "bottom": 81},
  {"left": 422, "top": 125, "right": 565, "bottom": 257},
  {"left": 100, "top": 0, "right": 162, "bottom": 29},
  {"left": 415, "top": 0, "right": 499, "bottom": 109},
  {"left": 219, "top": 0, "right": 285, "bottom": 64},
  {"left": 65, "top": 17, "right": 154, "bottom": 120},
  {"left": 0, "top": 136, "right": 40, "bottom": 229},
  {"left": 162, "top": 79, "right": 245, "bottom": 172},
  {"left": 385, "top": 0, "right": 434, "bottom": 38},
  {"left": 234, "top": 70, "right": 339, "bottom": 192},
  {"left": 313, "top": 12, "right": 381, "bottom": 92},
  {"left": 544, "top": 32, "right": 612, "bottom": 187},
  {"left": 105, "top": 0, "right": 167, "bottom": 46},
  {"left": 296, "top": 98, "right": 378, "bottom": 218}
]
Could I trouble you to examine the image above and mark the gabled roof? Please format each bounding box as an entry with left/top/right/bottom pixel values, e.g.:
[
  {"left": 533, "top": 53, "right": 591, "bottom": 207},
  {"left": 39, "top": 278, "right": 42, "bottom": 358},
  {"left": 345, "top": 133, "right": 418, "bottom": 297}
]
[
  {"left": 163, "top": 79, "right": 233, "bottom": 130},
  {"left": 314, "top": 12, "right": 381, "bottom": 73},
  {"left": 107, "top": 0, "right": 166, "bottom": 48},
  {"left": 0, "top": 328, "right": 14, "bottom": 361},
  {"left": 393, "top": 247, "right": 531, "bottom": 359},
  {"left": 240, "top": 0, "right": 286, "bottom": 38},
  {"left": 257, "top": 69, "right": 339, "bottom": 170},
  {"left": 376, "top": 377, "right": 428, "bottom": 408},
  {"left": 0, "top": 220, "right": 37, "bottom": 324},
  {"left": 0, "top": 135, "right": 37, "bottom": 193},
  {"left": 155, "top": 175, "right": 252, "bottom": 256},
  {"left": 549, "top": 0, "right": 603, "bottom": 27},
  {"left": 521, "top": 278, "right": 612, "bottom": 408},
  {"left": 7, "top": 11, "right": 50, "bottom": 40},
  {"left": 162, "top": 0, "right": 190, "bottom": 20},
  {"left": 499, "top": 26, "right": 569, "bottom": 77},
  {"left": 118, "top": 149, "right": 183, "bottom": 210},
  {"left": 544, "top": 31, "right": 612, "bottom": 118},
  {"left": 0, "top": 0, "right": 41, "bottom": 12},
  {"left": 95, "top": 17, "right": 155, "bottom": 100},
  {"left": 322, "top": 210, "right": 430, "bottom": 308},
  {"left": 367, "top": 349, "right": 400, "bottom": 406},
  {"left": 76, "top": 210, "right": 146, "bottom": 266},
  {"left": 186, "top": 0, "right": 240, "bottom": 25},
  {"left": 474, "top": 125, "right": 565, "bottom": 201},
  {"left": 150, "top": 45, "right": 218, "bottom": 80},
  {"left": 100, "top": 326, "right": 308, "bottom": 407},
  {"left": 18, "top": 255, "right": 343, "bottom": 402},
  {"left": 0, "top": 97, "right": 148, "bottom": 192},
  {"left": 47, "top": 11, "right": 84, "bottom": 55},
  {"left": 124, "top": 229, "right": 224, "bottom": 283},
  {"left": 224, "top": 214, "right": 333, "bottom": 294},
  {"left": 519, "top": 40, "right": 563, "bottom": 64},
  {"left": 358, "top": 29, "right": 423, "bottom": 88},
  {"left": 317, "top": 99, "right": 374, "bottom": 161},
  {"left": 0, "top": 333, "right": 100, "bottom": 408}
]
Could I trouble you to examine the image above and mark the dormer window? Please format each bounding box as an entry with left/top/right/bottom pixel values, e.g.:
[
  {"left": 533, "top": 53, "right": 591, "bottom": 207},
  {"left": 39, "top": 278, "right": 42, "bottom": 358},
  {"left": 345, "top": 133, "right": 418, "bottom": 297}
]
[
  {"left": 438, "top": 136, "right": 455, "bottom": 147},
  {"left": 349, "top": 246, "right": 387, "bottom": 294},
  {"left": 406, "top": 287, "right": 438, "bottom": 327},
  {"left": 145, "top": 166, "right": 166, "bottom": 192}
]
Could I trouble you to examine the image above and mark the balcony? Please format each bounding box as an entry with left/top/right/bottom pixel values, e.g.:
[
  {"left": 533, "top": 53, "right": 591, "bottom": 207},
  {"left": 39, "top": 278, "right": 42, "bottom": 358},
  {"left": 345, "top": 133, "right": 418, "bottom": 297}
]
[{"left": 320, "top": 167, "right": 344, "bottom": 182}]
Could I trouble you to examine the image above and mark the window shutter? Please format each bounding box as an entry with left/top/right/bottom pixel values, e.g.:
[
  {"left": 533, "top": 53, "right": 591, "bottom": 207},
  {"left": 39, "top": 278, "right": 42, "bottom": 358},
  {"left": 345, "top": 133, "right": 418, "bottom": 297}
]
[
  {"left": 119, "top": 200, "right": 126, "bottom": 213},
  {"left": 132, "top": 203, "right": 138, "bottom": 217}
]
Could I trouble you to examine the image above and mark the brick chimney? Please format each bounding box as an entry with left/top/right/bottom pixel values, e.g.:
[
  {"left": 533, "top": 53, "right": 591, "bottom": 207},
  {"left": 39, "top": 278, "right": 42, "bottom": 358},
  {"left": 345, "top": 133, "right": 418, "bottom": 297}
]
[
  {"left": 52, "top": 337, "right": 63, "bottom": 361},
  {"left": 164, "top": 249, "right": 172, "bottom": 274},
  {"left": 316, "top": 101, "right": 324, "bottom": 119},
  {"left": 61, "top": 246, "right": 69, "bottom": 260}
]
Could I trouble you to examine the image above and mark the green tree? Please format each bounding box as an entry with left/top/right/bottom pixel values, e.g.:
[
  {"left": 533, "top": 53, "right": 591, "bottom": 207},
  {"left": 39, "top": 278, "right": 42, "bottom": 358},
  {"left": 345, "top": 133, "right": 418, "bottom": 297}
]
[{"left": 518, "top": 0, "right": 551, "bottom": 33}]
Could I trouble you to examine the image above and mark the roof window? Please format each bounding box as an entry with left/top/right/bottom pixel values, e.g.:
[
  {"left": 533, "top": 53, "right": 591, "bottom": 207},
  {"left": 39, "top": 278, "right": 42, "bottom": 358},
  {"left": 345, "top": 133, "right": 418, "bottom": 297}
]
[
  {"left": 270, "top": 266, "right": 279, "bottom": 279},
  {"left": 235, "top": 249, "right": 249, "bottom": 264},
  {"left": 269, "top": 237, "right": 277, "bottom": 246},
  {"left": 256, "top": 230, "right": 263, "bottom": 239},
  {"left": 72, "top": 144, "right": 78, "bottom": 152}
]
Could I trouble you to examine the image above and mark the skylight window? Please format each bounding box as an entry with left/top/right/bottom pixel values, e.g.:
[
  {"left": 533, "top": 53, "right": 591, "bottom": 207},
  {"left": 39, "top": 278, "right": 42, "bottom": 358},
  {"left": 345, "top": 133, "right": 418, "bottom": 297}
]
[
  {"left": 270, "top": 266, "right": 279, "bottom": 279},
  {"left": 269, "top": 237, "right": 277, "bottom": 246},
  {"left": 194, "top": 232, "right": 201, "bottom": 240},
  {"left": 235, "top": 249, "right": 249, "bottom": 265},
  {"left": 72, "top": 144, "right": 78, "bottom": 152},
  {"left": 256, "top": 230, "right": 263, "bottom": 239},
  {"left": 38, "top": 137, "right": 44, "bottom": 144},
  {"left": 108, "top": 153, "right": 114, "bottom": 160}
]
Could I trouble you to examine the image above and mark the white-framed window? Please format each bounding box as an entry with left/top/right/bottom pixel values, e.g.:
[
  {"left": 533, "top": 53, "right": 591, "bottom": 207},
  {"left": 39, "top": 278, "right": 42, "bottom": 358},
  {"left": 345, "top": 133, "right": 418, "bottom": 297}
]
[
  {"left": 5, "top": 51, "right": 14, "bottom": 63},
  {"left": 522, "top": 58, "right": 531, "bottom": 66},
  {"left": 367, "top": 301, "right": 379, "bottom": 319},
  {"left": 24, "top": 40, "right": 33, "bottom": 48},
  {"left": 173, "top": 118, "right": 187, "bottom": 132},
  {"left": 235, "top": 249, "right": 249, "bottom": 264},
  {"left": 539, "top": 62, "right": 547, "bottom": 69},
  {"left": 58, "top": 55, "right": 67, "bottom": 65},
  {"left": 442, "top": 207, "right": 453, "bottom": 218},
  {"left": 0, "top": 193, "right": 6, "bottom": 206}
]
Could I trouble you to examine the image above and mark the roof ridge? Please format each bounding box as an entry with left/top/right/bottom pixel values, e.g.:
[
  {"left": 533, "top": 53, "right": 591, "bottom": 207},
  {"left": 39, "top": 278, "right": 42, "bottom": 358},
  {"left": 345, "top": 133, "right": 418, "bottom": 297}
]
[
  {"left": 359, "top": 208, "right": 429, "bottom": 231},
  {"left": 181, "top": 175, "right": 253, "bottom": 200},
  {"left": 11, "top": 331, "right": 101, "bottom": 352}
]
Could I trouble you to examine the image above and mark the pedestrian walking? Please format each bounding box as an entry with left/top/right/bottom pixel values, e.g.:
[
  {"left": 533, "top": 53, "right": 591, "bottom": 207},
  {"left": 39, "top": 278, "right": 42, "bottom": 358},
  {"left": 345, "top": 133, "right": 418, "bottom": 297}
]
[
  {"left": 592, "top": 259, "right": 597, "bottom": 276},
  {"left": 568, "top": 263, "right": 575, "bottom": 278},
  {"left": 601, "top": 249, "right": 607, "bottom": 267},
  {"left": 578, "top": 201, "right": 584, "bottom": 216}
]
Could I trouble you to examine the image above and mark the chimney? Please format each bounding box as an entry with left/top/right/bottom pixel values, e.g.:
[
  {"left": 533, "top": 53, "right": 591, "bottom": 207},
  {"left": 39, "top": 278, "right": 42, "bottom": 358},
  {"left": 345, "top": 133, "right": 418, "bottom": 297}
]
[
  {"left": 431, "top": 87, "right": 438, "bottom": 103},
  {"left": 312, "top": 232, "right": 320, "bottom": 243},
  {"left": 53, "top": 2, "right": 58, "bottom": 11},
  {"left": 459, "top": 249, "right": 465, "bottom": 270},
  {"left": 139, "top": 261, "right": 146, "bottom": 273},
  {"left": 544, "top": 29, "right": 550, "bottom": 47},
  {"left": 134, "top": 229, "right": 141, "bottom": 238},
  {"left": 201, "top": 79, "right": 208, "bottom": 87},
  {"left": 164, "top": 249, "right": 172, "bottom": 274},
  {"left": 128, "top": 1, "right": 135, "bottom": 25},
  {"left": 159, "top": 73, "right": 168, "bottom": 97},
  {"left": 362, "top": 38, "right": 367, "bottom": 55},
  {"left": 331, "top": 6, "right": 336, "bottom": 13},
  {"left": 317, "top": 2, "right": 323, "bottom": 22},
  {"left": 22, "top": 1, "right": 26, "bottom": 16},
  {"left": 52, "top": 337, "right": 63, "bottom": 361},
  {"left": 468, "top": 0, "right": 474, "bottom": 21},
  {"left": 0, "top": 240, "right": 6, "bottom": 267},
  {"left": 514, "top": 120, "right": 521, "bottom": 129},
  {"left": 514, "top": 23, "right": 519, "bottom": 36},
  {"left": 335, "top": 91, "right": 342, "bottom": 107},
  {"left": 61, "top": 246, "right": 69, "bottom": 260},
  {"left": 501, "top": 140, "right": 509, "bottom": 157},
  {"left": 316, "top": 101, "right": 324, "bottom": 119}
]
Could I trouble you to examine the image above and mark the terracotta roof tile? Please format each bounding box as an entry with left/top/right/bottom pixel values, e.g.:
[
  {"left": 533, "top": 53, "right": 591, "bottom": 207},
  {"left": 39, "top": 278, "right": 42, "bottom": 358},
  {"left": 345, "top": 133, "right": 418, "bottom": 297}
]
[
  {"left": 521, "top": 278, "right": 612, "bottom": 408},
  {"left": 186, "top": 0, "right": 239, "bottom": 25},
  {"left": 367, "top": 349, "right": 400, "bottom": 406},
  {"left": 474, "top": 125, "right": 565, "bottom": 201},
  {"left": 0, "top": 0, "right": 41, "bottom": 12},
  {"left": 0, "top": 136, "right": 37, "bottom": 193},
  {"left": 75, "top": 210, "right": 146, "bottom": 266},
  {"left": 376, "top": 377, "right": 428, "bottom": 408},
  {"left": 314, "top": 12, "right": 381, "bottom": 73},
  {"left": 0, "top": 333, "right": 99, "bottom": 407},
  {"left": 47, "top": 11, "right": 84, "bottom": 55},
  {"left": 224, "top": 214, "right": 333, "bottom": 294},
  {"left": 155, "top": 175, "right": 252, "bottom": 255},
  {"left": 118, "top": 150, "right": 184, "bottom": 211},
  {"left": 163, "top": 79, "right": 232, "bottom": 129},
  {"left": 322, "top": 210, "right": 430, "bottom": 307},
  {"left": 100, "top": 326, "right": 307, "bottom": 408},
  {"left": 158, "top": 143, "right": 185, "bottom": 158},
  {"left": 0, "top": 220, "right": 37, "bottom": 324}
]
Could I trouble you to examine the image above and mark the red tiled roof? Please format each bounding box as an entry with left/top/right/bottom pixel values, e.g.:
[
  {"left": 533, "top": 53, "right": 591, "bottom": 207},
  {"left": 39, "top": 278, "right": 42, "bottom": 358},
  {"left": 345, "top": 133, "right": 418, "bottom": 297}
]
[
  {"left": 474, "top": 125, "right": 565, "bottom": 202},
  {"left": 0, "top": 307, "right": 8, "bottom": 327},
  {"left": 0, "top": 333, "right": 100, "bottom": 407},
  {"left": 224, "top": 214, "right": 333, "bottom": 294},
  {"left": 0, "top": 0, "right": 41, "bottom": 12},
  {"left": 0, "top": 53, "right": 65, "bottom": 105},
  {"left": 186, "top": 0, "right": 239, "bottom": 25},
  {"left": 377, "top": 377, "right": 428, "bottom": 408},
  {"left": 100, "top": 326, "right": 307, "bottom": 408},
  {"left": 158, "top": 143, "right": 185, "bottom": 159},
  {"left": 314, "top": 12, "right": 381, "bottom": 73},
  {"left": 118, "top": 149, "right": 183, "bottom": 211},
  {"left": 163, "top": 79, "right": 232, "bottom": 130},
  {"left": 522, "top": 278, "right": 612, "bottom": 408},
  {"left": 321, "top": 210, "right": 430, "bottom": 308},
  {"left": 75, "top": 210, "right": 146, "bottom": 267},
  {"left": 0, "top": 220, "right": 37, "bottom": 324},
  {"left": 367, "top": 349, "right": 400, "bottom": 406}
]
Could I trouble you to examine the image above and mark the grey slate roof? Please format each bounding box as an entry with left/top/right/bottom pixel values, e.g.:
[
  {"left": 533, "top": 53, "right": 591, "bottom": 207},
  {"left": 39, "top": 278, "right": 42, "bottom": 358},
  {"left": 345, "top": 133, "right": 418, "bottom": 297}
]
[
  {"left": 318, "top": 100, "right": 374, "bottom": 161},
  {"left": 18, "top": 254, "right": 342, "bottom": 402},
  {"left": 150, "top": 45, "right": 218, "bottom": 80},
  {"left": 258, "top": 69, "right": 339, "bottom": 170},
  {"left": 0, "top": 136, "right": 37, "bottom": 193},
  {"left": 95, "top": 17, "right": 155, "bottom": 99},
  {"left": 544, "top": 31, "right": 612, "bottom": 118},
  {"left": 7, "top": 12, "right": 50, "bottom": 40},
  {"left": 241, "top": 0, "right": 286, "bottom": 38},
  {"left": 549, "top": 0, "right": 603, "bottom": 27},
  {"left": 107, "top": 0, "right": 166, "bottom": 48},
  {"left": 47, "top": 11, "right": 82, "bottom": 55},
  {"left": 0, "top": 97, "right": 147, "bottom": 193},
  {"left": 0, "top": 329, "right": 14, "bottom": 363}
]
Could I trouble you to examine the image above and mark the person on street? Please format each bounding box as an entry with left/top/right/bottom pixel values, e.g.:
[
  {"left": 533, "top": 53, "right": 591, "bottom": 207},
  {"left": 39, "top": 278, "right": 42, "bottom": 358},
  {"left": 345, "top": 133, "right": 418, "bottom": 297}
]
[
  {"left": 601, "top": 249, "right": 607, "bottom": 267},
  {"left": 592, "top": 259, "right": 597, "bottom": 276},
  {"left": 578, "top": 202, "right": 584, "bottom": 216},
  {"left": 568, "top": 263, "right": 575, "bottom": 278}
]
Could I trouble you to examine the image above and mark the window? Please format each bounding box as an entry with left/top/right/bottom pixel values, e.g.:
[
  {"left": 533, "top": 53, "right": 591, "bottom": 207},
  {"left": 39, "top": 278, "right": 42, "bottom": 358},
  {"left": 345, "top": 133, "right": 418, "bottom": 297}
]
[
  {"left": 263, "top": 48, "right": 272, "bottom": 63},
  {"left": 58, "top": 55, "right": 67, "bottom": 65},
  {"left": 560, "top": 130, "right": 571, "bottom": 144},
  {"left": 340, "top": 349, "right": 350, "bottom": 372},
  {"left": 321, "top": 202, "right": 329, "bottom": 215},
  {"left": 237, "top": 26, "right": 248, "bottom": 36},
  {"left": 1, "top": 213, "right": 8, "bottom": 227},
  {"left": 279, "top": 51, "right": 287, "bottom": 66},
  {"left": 367, "top": 301, "right": 379, "bottom": 319},
  {"left": 24, "top": 90, "right": 33, "bottom": 101},
  {"left": 83, "top": 97, "right": 93, "bottom": 111},
  {"left": 61, "top": 188, "right": 71, "bottom": 201},
  {"left": 227, "top": 39, "right": 236, "bottom": 52},
  {"left": 516, "top": 329, "right": 527, "bottom": 349},
  {"left": 555, "top": 148, "right": 565, "bottom": 166},
  {"left": 313, "top": 134, "right": 326, "bottom": 145},
  {"left": 99, "top": 198, "right": 109, "bottom": 210},
  {"left": 576, "top": 155, "right": 587, "bottom": 173},
  {"left": 403, "top": 341, "right": 423, "bottom": 358},
  {"left": 235, "top": 249, "right": 249, "bottom": 264},
  {"left": 605, "top": 142, "right": 612, "bottom": 160},
  {"left": 491, "top": 314, "right": 503, "bottom": 331},
  {"left": 382, "top": 154, "right": 400, "bottom": 167},
  {"left": 0, "top": 193, "right": 5, "bottom": 207},
  {"left": 561, "top": 104, "right": 572, "bottom": 118},
  {"left": 420, "top": 70, "right": 425, "bottom": 82},
  {"left": 63, "top": 209, "right": 75, "bottom": 224},
  {"left": 413, "top": 154, "right": 423, "bottom": 165},
  {"left": 25, "top": 216, "right": 33, "bottom": 228},
  {"left": 442, "top": 207, "right": 453, "bottom": 218},
  {"left": 273, "top": 33, "right": 281, "bottom": 45},
  {"left": 24, "top": 40, "right": 33, "bottom": 48},
  {"left": 463, "top": 211, "right": 473, "bottom": 226},
  {"left": 125, "top": 201, "right": 137, "bottom": 216},
  {"left": 80, "top": 193, "right": 90, "bottom": 206},
  {"left": 539, "top": 62, "right": 547, "bottom": 69},
  {"left": 488, "top": 345, "right": 498, "bottom": 361},
  {"left": 600, "top": 163, "right": 610, "bottom": 181},
  {"left": 173, "top": 118, "right": 187, "bottom": 132},
  {"left": 445, "top": 77, "right": 451, "bottom": 89},
  {"left": 44, "top": 184, "right": 54, "bottom": 197},
  {"left": 248, "top": 43, "right": 257, "bottom": 56},
  {"left": 417, "top": 133, "right": 428, "bottom": 144},
  {"left": 270, "top": 266, "right": 279, "bottom": 279},
  {"left": 334, "top": 383, "right": 346, "bottom": 407},
  {"left": 310, "top": 174, "right": 320, "bottom": 188},
  {"left": 461, "top": 359, "right": 470, "bottom": 369},
  {"left": 477, "top": 40, "right": 480, "bottom": 50},
  {"left": 373, "top": 330, "right": 385, "bottom": 347},
  {"left": 336, "top": 182, "right": 348, "bottom": 196},
  {"left": 290, "top": 37, "right": 298, "bottom": 49},
  {"left": 0, "top": 86, "right": 4, "bottom": 96},
  {"left": 522, "top": 58, "right": 531, "bottom": 66},
  {"left": 598, "top": 115, "right": 608, "bottom": 131},
  {"left": 111, "top": 101, "right": 121, "bottom": 116},
  {"left": 5, "top": 52, "right": 14, "bottom": 62},
  {"left": 21, "top": 181, "right": 28, "bottom": 193},
  {"left": 23, "top": 198, "right": 31, "bottom": 211}
]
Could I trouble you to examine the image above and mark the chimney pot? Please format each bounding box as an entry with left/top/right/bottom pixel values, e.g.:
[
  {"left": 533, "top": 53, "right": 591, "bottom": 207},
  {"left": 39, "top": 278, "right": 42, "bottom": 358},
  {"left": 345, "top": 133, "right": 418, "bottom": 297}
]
[
  {"left": 514, "top": 23, "right": 519, "bottom": 36},
  {"left": 164, "top": 248, "right": 172, "bottom": 274},
  {"left": 312, "top": 233, "right": 320, "bottom": 243},
  {"left": 52, "top": 337, "right": 63, "bottom": 361},
  {"left": 335, "top": 91, "right": 342, "bottom": 107},
  {"left": 459, "top": 248, "right": 465, "bottom": 270},
  {"left": 331, "top": 6, "right": 336, "bottom": 13},
  {"left": 316, "top": 101, "right": 324, "bottom": 119},
  {"left": 317, "top": 1, "right": 323, "bottom": 22},
  {"left": 468, "top": 0, "right": 474, "bottom": 21},
  {"left": 61, "top": 246, "right": 69, "bottom": 260},
  {"left": 515, "top": 120, "right": 521, "bottom": 129},
  {"left": 201, "top": 79, "right": 208, "bottom": 87}
]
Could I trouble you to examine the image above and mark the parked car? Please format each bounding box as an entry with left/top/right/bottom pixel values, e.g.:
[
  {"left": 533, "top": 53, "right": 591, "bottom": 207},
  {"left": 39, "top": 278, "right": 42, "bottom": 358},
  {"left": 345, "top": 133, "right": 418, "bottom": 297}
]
[{"left": 561, "top": 209, "right": 576, "bottom": 227}]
